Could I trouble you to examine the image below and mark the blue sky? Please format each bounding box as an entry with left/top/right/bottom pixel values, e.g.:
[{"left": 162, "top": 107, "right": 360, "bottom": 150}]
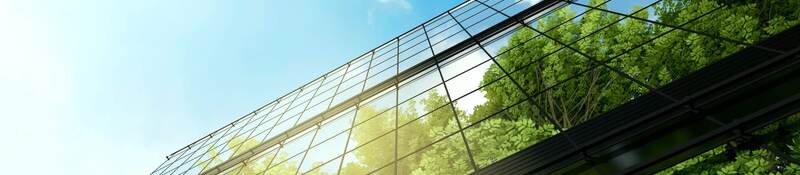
[{"left": 0, "top": 0, "right": 462, "bottom": 174}]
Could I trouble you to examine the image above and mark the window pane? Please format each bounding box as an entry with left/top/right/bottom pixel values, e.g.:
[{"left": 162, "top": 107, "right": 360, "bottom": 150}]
[
  {"left": 398, "top": 67, "right": 442, "bottom": 102},
  {"left": 398, "top": 104, "right": 459, "bottom": 157},
  {"left": 463, "top": 101, "right": 558, "bottom": 168},
  {"left": 350, "top": 108, "right": 396, "bottom": 150},
  {"left": 364, "top": 65, "right": 397, "bottom": 90},
  {"left": 444, "top": 58, "right": 497, "bottom": 100},
  {"left": 299, "top": 131, "right": 349, "bottom": 173},
  {"left": 439, "top": 46, "right": 492, "bottom": 81},
  {"left": 340, "top": 131, "right": 396, "bottom": 175},
  {"left": 302, "top": 156, "right": 342, "bottom": 175},
  {"left": 397, "top": 134, "right": 472, "bottom": 175},
  {"left": 273, "top": 129, "right": 316, "bottom": 165},
  {"left": 356, "top": 89, "right": 397, "bottom": 123},
  {"left": 314, "top": 108, "right": 356, "bottom": 146},
  {"left": 398, "top": 84, "right": 449, "bottom": 126}
]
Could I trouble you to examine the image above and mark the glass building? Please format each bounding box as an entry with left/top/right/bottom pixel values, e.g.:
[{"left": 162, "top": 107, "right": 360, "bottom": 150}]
[{"left": 151, "top": 0, "right": 800, "bottom": 174}]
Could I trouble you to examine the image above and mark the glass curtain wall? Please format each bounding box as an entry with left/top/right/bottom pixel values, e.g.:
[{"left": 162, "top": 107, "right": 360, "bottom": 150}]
[{"left": 152, "top": 0, "right": 800, "bottom": 174}]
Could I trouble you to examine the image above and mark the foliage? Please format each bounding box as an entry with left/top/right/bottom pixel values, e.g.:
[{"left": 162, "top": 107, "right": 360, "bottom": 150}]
[{"left": 189, "top": 0, "right": 800, "bottom": 174}]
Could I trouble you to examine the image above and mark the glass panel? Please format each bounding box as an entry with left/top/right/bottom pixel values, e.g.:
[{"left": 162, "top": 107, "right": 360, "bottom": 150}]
[
  {"left": 369, "top": 57, "right": 397, "bottom": 78},
  {"left": 397, "top": 104, "right": 459, "bottom": 157},
  {"left": 424, "top": 14, "right": 451, "bottom": 34},
  {"left": 297, "top": 98, "right": 331, "bottom": 124},
  {"left": 350, "top": 108, "right": 396, "bottom": 151},
  {"left": 463, "top": 101, "right": 558, "bottom": 169},
  {"left": 491, "top": 0, "right": 538, "bottom": 16},
  {"left": 273, "top": 129, "right": 316, "bottom": 165},
  {"left": 264, "top": 152, "right": 303, "bottom": 175},
  {"left": 451, "top": 0, "right": 480, "bottom": 18},
  {"left": 318, "top": 76, "right": 342, "bottom": 95},
  {"left": 314, "top": 108, "right": 356, "bottom": 146},
  {"left": 439, "top": 46, "right": 492, "bottom": 81},
  {"left": 608, "top": 27, "right": 743, "bottom": 89},
  {"left": 452, "top": 76, "right": 531, "bottom": 125},
  {"left": 430, "top": 26, "right": 470, "bottom": 54},
  {"left": 302, "top": 156, "right": 342, "bottom": 175},
  {"left": 236, "top": 145, "right": 279, "bottom": 174},
  {"left": 526, "top": 2, "right": 588, "bottom": 34},
  {"left": 444, "top": 58, "right": 497, "bottom": 100},
  {"left": 531, "top": 66, "right": 646, "bottom": 129},
  {"left": 265, "top": 115, "right": 299, "bottom": 141},
  {"left": 398, "top": 84, "right": 449, "bottom": 126},
  {"left": 350, "top": 53, "right": 372, "bottom": 72},
  {"left": 372, "top": 163, "right": 395, "bottom": 175},
  {"left": 374, "top": 40, "right": 398, "bottom": 63},
  {"left": 340, "top": 131, "right": 396, "bottom": 175},
  {"left": 299, "top": 132, "right": 349, "bottom": 173},
  {"left": 339, "top": 71, "right": 366, "bottom": 94},
  {"left": 398, "top": 45, "right": 432, "bottom": 73},
  {"left": 247, "top": 115, "right": 280, "bottom": 142},
  {"left": 364, "top": 65, "right": 397, "bottom": 90},
  {"left": 344, "top": 65, "right": 369, "bottom": 83},
  {"left": 326, "top": 65, "right": 348, "bottom": 82},
  {"left": 311, "top": 87, "right": 335, "bottom": 106},
  {"left": 505, "top": 46, "right": 590, "bottom": 96},
  {"left": 398, "top": 67, "right": 442, "bottom": 103},
  {"left": 332, "top": 82, "right": 363, "bottom": 106},
  {"left": 460, "top": 2, "right": 508, "bottom": 34},
  {"left": 284, "top": 100, "right": 310, "bottom": 119},
  {"left": 396, "top": 134, "right": 473, "bottom": 175},
  {"left": 356, "top": 89, "right": 397, "bottom": 123}
]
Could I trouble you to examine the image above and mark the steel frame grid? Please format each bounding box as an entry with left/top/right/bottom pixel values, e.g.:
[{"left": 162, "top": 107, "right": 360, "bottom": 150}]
[{"left": 153, "top": 0, "right": 800, "bottom": 174}]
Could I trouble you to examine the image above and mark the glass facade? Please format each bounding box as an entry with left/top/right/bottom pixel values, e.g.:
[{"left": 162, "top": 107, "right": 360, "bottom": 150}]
[{"left": 152, "top": 0, "right": 800, "bottom": 174}]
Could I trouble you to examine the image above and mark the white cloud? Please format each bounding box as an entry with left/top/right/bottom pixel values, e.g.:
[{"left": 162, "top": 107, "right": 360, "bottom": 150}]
[{"left": 378, "top": 0, "right": 413, "bottom": 11}]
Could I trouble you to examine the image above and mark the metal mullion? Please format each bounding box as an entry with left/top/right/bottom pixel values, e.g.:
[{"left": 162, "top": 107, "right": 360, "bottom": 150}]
[
  {"left": 399, "top": 35, "right": 428, "bottom": 56},
  {"left": 154, "top": 147, "right": 190, "bottom": 174},
  {"left": 336, "top": 107, "right": 361, "bottom": 175},
  {"left": 324, "top": 63, "right": 353, "bottom": 113},
  {"left": 466, "top": 0, "right": 530, "bottom": 31},
  {"left": 256, "top": 81, "right": 309, "bottom": 147},
  {"left": 394, "top": 37, "right": 400, "bottom": 175},
  {"left": 214, "top": 112, "right": 263, "bottom": 155},
  {"left": 197, "top": 125, "right": 244, "bottom": 172},
  {"left": 399, "top": 42, "right": 433, "bottom": 65},
  {"left": 160, "top": 138, "right": 211, "bottom": 175},
  {"left": 336, "top": 49, "right": 377, "bottom": 175},
  {"left": 422, "top": 16, "right": 479, "bottom": 173},
  {"left": 451, "top": 0, "right": 481, "bottom": 18},
  {"left": 428, "top": 24, "right": 468, "bottom": 50},
  {"left": 455, "top": 1, "right": 496, "bottom": 26},
  {"left": 294, "top": 125, "right": 321, "bottom": 175},
  {"left": 229, "top": 102, "right": 282, "bottom": 155},
  {"left": 462, "top": 5, "right": 505, "bottom": 31},
  {"left": 399, "top": 27, "right": 425, "bottom": 47},
  {"left": 172, "top": 127, "right": 232, "bottom": 175},
  {"left": 428, "top": 20, "right": 462, "bottom": 42},
  {"left": 293, "top": 73, "right": 330, "bottom": 126}
]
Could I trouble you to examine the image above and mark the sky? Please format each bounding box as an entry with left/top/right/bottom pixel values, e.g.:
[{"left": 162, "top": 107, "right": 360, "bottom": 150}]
[{"left": 0, "top": 0, "right": 463, "bottom": 174}]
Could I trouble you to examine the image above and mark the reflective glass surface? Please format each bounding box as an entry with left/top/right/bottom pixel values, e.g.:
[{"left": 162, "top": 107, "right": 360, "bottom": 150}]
[{"left": 153, "top": 0, "right": 800, "bottom": 174}]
